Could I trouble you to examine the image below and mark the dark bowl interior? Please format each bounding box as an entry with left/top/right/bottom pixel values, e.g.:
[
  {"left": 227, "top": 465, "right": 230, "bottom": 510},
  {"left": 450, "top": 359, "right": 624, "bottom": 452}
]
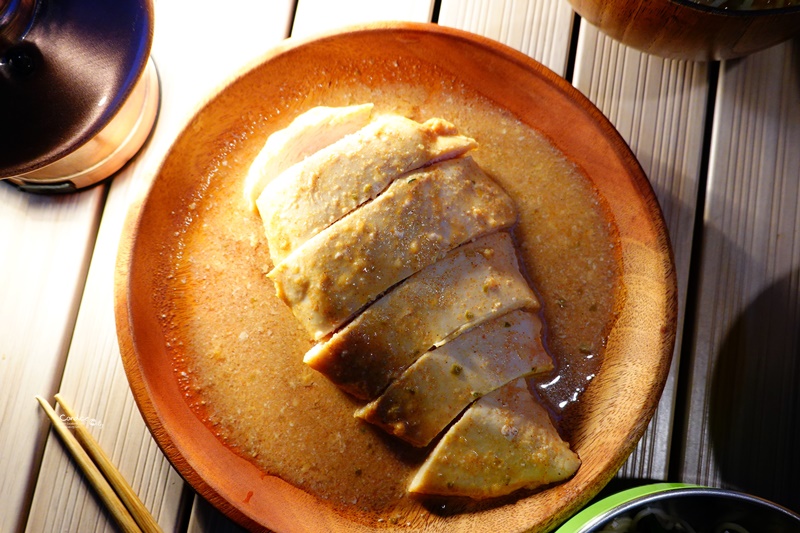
[
  {"left": 677, "top": 0, "right": 800, "bottom": 12},
  {"left": 592, "top": 488, "right": 800, "bottom": 532}
]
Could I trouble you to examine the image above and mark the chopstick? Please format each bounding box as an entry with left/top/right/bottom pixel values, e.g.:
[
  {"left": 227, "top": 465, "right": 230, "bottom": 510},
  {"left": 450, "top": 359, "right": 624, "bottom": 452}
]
[
  {"left": 54, "top": 394, "right": 164, "bottom": 533},
  {"left": 35, "top": 395, "right": 163, "bottom": 533}
]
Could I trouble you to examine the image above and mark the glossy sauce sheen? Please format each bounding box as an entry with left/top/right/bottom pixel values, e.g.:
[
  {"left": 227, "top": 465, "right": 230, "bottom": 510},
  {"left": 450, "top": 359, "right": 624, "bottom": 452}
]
[{"left": 159, "top": 73, "right": 621, "bottom": 522}]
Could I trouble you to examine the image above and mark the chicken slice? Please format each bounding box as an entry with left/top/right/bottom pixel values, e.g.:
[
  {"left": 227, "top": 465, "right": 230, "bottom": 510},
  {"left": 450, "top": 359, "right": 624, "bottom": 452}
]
[
  {"left": 355, "top": 310, "right": 553, "bottom": 447},
  {"left": 243, "top": 104, "right": 374, "bottom": 210},
  {"left": 408, "top": 379, "right": 580, "bottom": 499},
  {"left": 257, "top": 114, "right": 477, "bottom": 263},
  {"left": 268, "top": 157, "right": 517, "bottom": 341},
  {"left": 303, "top": 231, "right": 536, "bottom": 399}
]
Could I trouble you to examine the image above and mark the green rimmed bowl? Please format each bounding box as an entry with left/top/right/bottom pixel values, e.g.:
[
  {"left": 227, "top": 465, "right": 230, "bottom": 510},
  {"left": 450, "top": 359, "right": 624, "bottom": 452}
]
[{"left": 558, "top": 483, "right": 800, "bottom": 532}]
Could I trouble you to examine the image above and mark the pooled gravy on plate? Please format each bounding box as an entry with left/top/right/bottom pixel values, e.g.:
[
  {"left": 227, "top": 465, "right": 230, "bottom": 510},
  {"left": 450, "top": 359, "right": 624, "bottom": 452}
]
[{"left": 158, "top": 78, "right": 621, "bottom": 521}]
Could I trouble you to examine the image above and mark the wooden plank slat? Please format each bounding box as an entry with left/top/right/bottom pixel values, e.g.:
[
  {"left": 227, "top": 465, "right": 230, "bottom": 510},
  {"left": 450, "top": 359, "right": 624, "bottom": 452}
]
[
  {"left": 291, "top": 0, "right": 435, "bottom": 39},
  {"left": 679, "top": 38, "right": 800, "bottom": 512},
  {"left": 572, "top": 22, "right": 710, "bottom": 480},
  {"left": 438, "top": 0, "right": 574, "bottom": 76},
  {"left": 24, "top": 1, "right": 296, "bottom": 531},
  {"left": 25, "top": 163, "right": 188, "bottom": 532},
  {"left": 187, "top": 496, "right": 248, "bottom": 533},
  {"left": 0, "top": 186, "right": 104, "bottom": 533}
]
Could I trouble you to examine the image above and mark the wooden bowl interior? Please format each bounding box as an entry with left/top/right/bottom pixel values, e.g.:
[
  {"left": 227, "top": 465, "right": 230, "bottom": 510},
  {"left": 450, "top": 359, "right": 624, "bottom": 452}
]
[{"left": 116, "top": 23, "right": 677, "bottom": 532}]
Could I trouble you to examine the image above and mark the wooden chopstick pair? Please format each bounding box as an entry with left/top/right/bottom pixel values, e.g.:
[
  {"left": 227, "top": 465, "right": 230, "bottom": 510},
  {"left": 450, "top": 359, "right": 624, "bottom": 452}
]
[{"left": 36, "top": 394, "right": 162, "bottom": 533}]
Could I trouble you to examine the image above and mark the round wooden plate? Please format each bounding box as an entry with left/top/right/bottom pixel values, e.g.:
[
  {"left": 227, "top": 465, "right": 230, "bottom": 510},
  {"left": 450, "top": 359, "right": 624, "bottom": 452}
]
[{"left": 116, "top": 23, "right": 677, "bottom": 533}]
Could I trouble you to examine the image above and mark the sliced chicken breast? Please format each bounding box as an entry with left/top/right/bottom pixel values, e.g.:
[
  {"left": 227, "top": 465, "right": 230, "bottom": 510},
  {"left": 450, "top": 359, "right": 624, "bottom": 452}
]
[
  {"left": 243, "top": 104, "right": 374, "bottom": 210},
  {"left": 257, "top": 114, "right": 477, "bottom": 263},
  {"left": 408, "top": 378, "right": 580, "bottom": 499},
  {"left": 304, "top": 231, "right": 537, "bottom": 399},
  {"left": 355, "top": 310, "right": 553, "bottom": 447},
  {"left": 267, "top": 157, "right": 517, "bottom": 341}
]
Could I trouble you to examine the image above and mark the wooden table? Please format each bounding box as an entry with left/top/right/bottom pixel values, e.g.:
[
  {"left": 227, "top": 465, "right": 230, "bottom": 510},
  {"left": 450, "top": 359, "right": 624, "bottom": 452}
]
[{"left": 2, "top": 1, "right": 798, "bottom": 531}]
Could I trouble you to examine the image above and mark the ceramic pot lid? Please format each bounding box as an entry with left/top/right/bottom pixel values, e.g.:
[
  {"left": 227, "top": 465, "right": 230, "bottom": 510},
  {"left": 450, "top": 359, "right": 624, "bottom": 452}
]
[{"left": 0, "top": 0, "right": 154, "bottom": 177}]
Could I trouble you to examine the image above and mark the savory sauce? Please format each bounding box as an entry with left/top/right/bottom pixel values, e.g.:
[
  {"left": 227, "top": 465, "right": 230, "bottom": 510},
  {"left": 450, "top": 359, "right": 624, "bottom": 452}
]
[{"left": 159, "top": 77, "right": 621, "bottom": 523}]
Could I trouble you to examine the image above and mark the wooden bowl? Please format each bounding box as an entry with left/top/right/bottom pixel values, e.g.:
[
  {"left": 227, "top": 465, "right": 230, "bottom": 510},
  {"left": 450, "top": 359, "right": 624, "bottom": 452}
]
[
  {"left": 116, "top": 23, "right": 677, "bottom": 532},
  {"left": 568, "top": 0, "right": 800, "bottom": 61}
]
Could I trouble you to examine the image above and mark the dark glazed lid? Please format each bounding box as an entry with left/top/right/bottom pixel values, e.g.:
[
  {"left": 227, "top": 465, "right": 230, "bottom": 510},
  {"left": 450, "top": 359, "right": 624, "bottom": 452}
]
[{"left": 0, "top": 0, "right": 154, "bottom": 176}]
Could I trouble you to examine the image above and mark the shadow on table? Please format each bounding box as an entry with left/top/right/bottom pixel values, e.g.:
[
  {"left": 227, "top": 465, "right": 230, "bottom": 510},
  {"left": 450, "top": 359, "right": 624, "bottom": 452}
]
[{"left": 709, "top": 268, "right": 800, "bottom": 512}]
